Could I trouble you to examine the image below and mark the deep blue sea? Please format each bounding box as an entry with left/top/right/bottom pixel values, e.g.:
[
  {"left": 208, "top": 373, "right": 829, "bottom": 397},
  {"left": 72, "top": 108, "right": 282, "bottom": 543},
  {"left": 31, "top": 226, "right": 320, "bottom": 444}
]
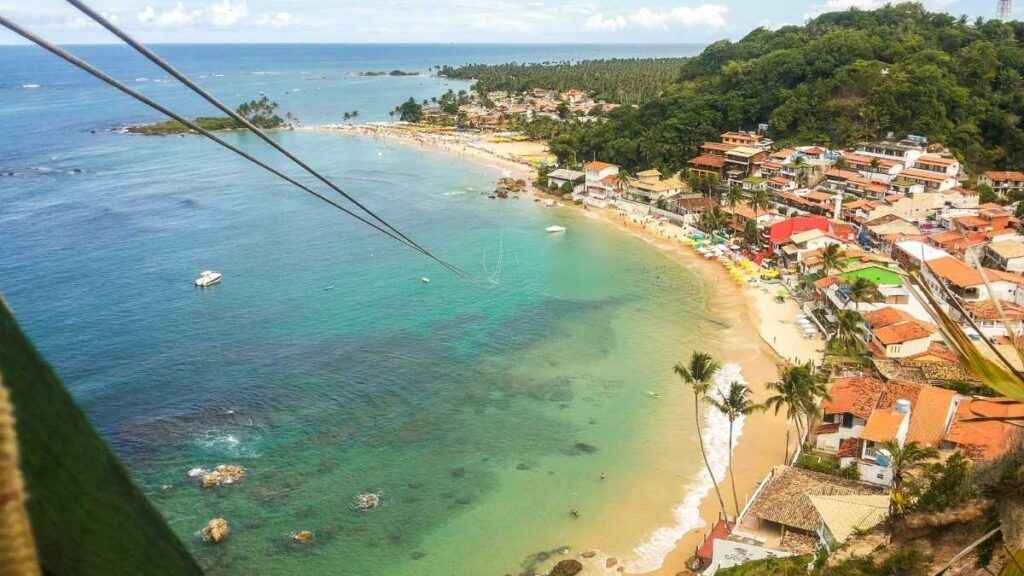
[{"left": 0, "top": 43, "right": 732, "bottom": 576}]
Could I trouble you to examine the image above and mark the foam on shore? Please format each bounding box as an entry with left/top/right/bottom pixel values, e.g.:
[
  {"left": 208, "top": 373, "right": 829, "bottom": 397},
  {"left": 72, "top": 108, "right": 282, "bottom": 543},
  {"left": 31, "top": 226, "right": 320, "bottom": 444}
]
[{"left": 625, "top": 362, "right": 748, "bottom": 573}]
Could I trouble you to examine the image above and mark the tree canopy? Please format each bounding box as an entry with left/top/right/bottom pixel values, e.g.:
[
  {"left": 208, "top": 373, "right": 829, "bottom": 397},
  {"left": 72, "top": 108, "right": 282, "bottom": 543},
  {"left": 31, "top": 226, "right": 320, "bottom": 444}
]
[{"left": 524, "top": 3, "right": 1024, "bottom": 174}]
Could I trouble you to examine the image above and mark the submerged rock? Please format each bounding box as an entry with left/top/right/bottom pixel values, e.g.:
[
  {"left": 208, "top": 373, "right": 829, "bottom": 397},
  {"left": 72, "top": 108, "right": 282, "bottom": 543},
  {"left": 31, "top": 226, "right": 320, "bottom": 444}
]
[
  {"left": 292, "top": 530, "right": 314, "bottom": 544},
  {"left": 353, "top": 492, "right": 380, "bottom": 511},
  {"left": 572, "top": 442, "right": 598, "bottom": 454},
  {"left": 201, "top": 518, "right": 230, "bottom": 543},
  {"left": 197, "top": 464, "right": 246, "bottom": 488},
  {"left": 549, "top": 559, "right": 583, "bottom": 576}
]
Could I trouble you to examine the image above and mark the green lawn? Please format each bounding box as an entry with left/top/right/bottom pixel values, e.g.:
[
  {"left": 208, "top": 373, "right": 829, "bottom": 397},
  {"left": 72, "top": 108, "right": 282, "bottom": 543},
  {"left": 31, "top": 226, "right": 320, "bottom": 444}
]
[{"left": 840, "top": 265, "right": 903, "bottom": 286}]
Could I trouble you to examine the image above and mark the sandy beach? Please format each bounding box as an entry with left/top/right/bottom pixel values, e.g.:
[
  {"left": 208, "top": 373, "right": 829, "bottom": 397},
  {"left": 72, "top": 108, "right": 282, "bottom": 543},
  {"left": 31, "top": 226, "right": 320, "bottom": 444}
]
[{"left": 314, "top": 122, "right": 822, "bottom": 575}]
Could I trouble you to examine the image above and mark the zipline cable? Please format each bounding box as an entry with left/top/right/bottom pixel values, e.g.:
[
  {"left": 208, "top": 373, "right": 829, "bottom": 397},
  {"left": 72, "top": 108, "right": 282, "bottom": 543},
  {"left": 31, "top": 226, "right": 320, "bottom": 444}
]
[
  {"left": 62, "top": 0, "right": 462, "bottom": 277},
  {"left": 0, "top": 15, "right": 471, "bottom": 280}
]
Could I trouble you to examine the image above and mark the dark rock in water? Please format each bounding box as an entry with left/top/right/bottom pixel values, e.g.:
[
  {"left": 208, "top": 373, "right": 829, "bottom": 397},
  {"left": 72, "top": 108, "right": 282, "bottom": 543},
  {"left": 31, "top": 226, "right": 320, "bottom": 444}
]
[
  {"left": 548, "top": 559, "right": 583, "bottom": 576},
  {"left": 411, "top": 551, "right": 427, "bottom": 560},
  {"left": 581, "top": 551, "right": 597, "bottom": 558},
  {"left": 407, "top": 481, "right": 422, "bottom": 489},
  {"left": 515, "top": 462, "right": 531, "bottom": 471},
  {"left": 605, "top": 557, "right": 618, "bottom": 568},
  {"left": 455, "top": 496, "right": 472, "bottom": 506},
  {"left": 572, "top": 442, "right": 598, "bottom": 454},
  {"left": 450, "top": 466, "right": 466, "bottom": 478}
]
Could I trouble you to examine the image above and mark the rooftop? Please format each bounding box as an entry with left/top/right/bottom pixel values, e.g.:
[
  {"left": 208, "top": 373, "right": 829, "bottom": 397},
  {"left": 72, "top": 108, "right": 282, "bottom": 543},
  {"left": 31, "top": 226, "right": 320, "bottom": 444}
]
[
  {"left": 860, "top": 407, "right": 905, "bottom": 442},
  {"left": 945, "top": 398, "right": 1024, "bottom": 460},
  {"left": 873, "top": 320, "right": 934, "bottom": 345},
  {"left": 987, "top": 240, "right": 1024, "bottom": 260},
  {"left": 823, "top": 377, "right": 886, "bottom": 419},
  {"left": 809, "top": 494, "right": 889, "bottom": 545},
  {"left": 750, "top": 466, "right": 882, "bottom": 533}
]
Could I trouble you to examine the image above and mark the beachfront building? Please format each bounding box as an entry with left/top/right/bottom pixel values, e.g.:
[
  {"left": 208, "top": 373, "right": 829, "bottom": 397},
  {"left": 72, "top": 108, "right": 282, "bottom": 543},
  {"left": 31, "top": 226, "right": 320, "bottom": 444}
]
[
  {"left": 583, "top": 161, "right": 621, "bottom": 203},
  {"left": 624, "top": 169, "right": 687, "bottom": 205},
  {"left": 724, "top": 147, "right": 767, "bottom": 185},
  {"left": 810, "top": 494, "right": 889, "bottom": 552},
  {"left": 863, "top": 307, "right": 936, "bottom": 359},
  {"left": 546, "top": 168, "right": 585, "bottom": 195}
]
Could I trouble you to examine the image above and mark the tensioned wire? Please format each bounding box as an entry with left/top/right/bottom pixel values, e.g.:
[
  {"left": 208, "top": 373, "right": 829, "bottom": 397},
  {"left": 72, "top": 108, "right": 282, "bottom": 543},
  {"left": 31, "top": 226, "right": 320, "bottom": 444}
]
[{"left": 0, "top": 14, "right": 475, "bottom": 281}]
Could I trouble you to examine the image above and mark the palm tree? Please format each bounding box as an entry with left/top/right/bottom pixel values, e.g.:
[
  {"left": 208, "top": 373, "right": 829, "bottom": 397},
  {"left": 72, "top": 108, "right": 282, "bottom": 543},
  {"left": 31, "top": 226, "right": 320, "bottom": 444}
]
[
  {"left": 708, "top": 382, "right": 761, "bottom": 519},
  {"left": 793, "top": 155, "right": 809, "bottom": 188},
  {"left": 674, "top": 352, "right": 729, "bottom": 519},
  {"left": 846, "top": 277, "right": 879, "bottom": 310},
  {"left": 748, "top": 187, "right": 770, "bottom": 248},
  {"left": 764, "top": 363, "right": 829, "bottom": 462},
  {"left": 883, "top": 440, "right": 939, "bottom": 521},
  {"left": 701, "top": 206, "right": 726, "bottom": 234},
  {"left": 832, "top": 309, "right": 868, "bottom": 353},
  {"left": 821, "top": 243, "right": 845, "bottom": 276},
  {"left": 725, "top": 184, "right": 743, "bottom": 209}
]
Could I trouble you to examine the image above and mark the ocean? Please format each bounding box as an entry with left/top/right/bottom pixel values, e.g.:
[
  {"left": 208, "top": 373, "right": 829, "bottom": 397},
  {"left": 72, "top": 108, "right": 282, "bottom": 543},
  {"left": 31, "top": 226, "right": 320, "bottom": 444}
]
[{"left": 0, "top": 43, "right": 739, "bottom": 575}]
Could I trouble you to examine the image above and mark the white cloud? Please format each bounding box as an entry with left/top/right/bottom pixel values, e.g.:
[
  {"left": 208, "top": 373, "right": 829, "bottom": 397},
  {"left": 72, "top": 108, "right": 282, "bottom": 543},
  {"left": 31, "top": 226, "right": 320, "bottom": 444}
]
[
  {"left": 256, "top": 12, "right": 294, "bottom": 28},
  {"left": 154, "top": 2, "right": 202, "bottom": 27},
  {"left": 137, "top": 5, "right": 156, "bottom": 24},
  {"left": 585, "top": 12, "right": 627, "bottom": 31},
  {"left": 209, "top": 0, "right": 248, "bottom": 27},
  {"left": 588, "top": 4, "right": 728, "bottom": 32}
]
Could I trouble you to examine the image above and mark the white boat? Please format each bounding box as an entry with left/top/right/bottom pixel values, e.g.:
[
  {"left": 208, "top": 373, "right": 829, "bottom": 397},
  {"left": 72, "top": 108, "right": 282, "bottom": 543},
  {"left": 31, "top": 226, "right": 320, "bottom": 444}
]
[
  {"left": 546, "top": 225, "right": 566, "bottom": 234},
  {"left": 21, "top": 84, "right": 40, "bottom": 89},
  {"left": 421, "top": 277, "right": 430, "bottom": 284},
  {"left": 194, "top": 270, "right": 222, "bottom": 287},
  {"left": 544, "top": 199, "right": 555, "bottom": 207}
]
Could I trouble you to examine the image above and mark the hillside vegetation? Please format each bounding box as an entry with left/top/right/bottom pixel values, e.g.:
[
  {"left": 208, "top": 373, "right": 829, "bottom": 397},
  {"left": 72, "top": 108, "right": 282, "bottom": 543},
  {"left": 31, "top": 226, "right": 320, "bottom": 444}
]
[
  {"left": 440, "top": 58, "right": 691, "bottom": 105},
  {"left": 539, "top": 3, "right": 1024, "bottom": 175}
]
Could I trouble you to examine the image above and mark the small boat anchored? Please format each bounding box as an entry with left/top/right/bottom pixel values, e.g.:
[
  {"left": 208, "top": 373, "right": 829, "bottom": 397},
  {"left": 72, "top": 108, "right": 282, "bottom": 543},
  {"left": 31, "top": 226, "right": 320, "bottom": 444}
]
[
  {"left": 545, "top": 225, "right": 566, "bottom": 234},
  {"left": 421, "top": 277, "right": 430, "bottom": 284},
  {"left": 194, "top": 270, "right": 222, "bottom": 287}
]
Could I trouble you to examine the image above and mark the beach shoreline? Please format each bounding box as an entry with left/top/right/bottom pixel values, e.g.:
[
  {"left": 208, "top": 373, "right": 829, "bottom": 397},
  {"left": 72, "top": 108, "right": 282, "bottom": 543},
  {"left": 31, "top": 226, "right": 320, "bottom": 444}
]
[{"left": 313, "top": 122, "right": 820, "bottom": 575}]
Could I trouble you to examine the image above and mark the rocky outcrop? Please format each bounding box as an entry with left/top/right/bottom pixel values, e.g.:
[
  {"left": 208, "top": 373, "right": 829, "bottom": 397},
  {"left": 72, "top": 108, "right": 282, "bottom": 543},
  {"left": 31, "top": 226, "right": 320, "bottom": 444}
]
[
  {"left": 292, "top": 530, "right": 314, "bottom": 544},
  {"left": 548, "top": 559, "right": 582, "bottom": 576},
  {"left": 189, "top": 464, "right": 246, "bottom": 488},
  {"left": 354, "top": 492, "right": 381, "bottom": 511},
  {"left": 201, "top": 518, "right": 230, "bottom": 543}
]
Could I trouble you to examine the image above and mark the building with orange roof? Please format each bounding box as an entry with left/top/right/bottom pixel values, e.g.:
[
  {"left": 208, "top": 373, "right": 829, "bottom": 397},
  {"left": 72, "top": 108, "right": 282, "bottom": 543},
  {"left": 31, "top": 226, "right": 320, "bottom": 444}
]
[
  {"left": 943, "top": 397, "right": 1024, "bottom": 460},
  {"left": 870, "top": 318, "right": 935, "bottom": 359},
  {"left": 979, "top": 171, "right": 1024, "bottom": 199},
  {"left": 688, "top": 154, "right": 726, "bottom": 179}
]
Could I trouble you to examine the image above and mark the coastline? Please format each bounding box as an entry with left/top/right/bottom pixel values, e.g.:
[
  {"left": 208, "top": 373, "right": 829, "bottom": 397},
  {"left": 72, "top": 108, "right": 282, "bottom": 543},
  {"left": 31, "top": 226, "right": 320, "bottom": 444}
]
[{"left": 312, "top": 122, "right": 820, "bottom": 575}]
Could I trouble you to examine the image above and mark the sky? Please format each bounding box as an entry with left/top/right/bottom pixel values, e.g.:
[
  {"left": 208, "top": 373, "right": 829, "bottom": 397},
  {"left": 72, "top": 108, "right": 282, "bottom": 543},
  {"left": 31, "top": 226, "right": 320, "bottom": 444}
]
[{"left": 0, "top": 0, "right": 1011, "bottom": 45}]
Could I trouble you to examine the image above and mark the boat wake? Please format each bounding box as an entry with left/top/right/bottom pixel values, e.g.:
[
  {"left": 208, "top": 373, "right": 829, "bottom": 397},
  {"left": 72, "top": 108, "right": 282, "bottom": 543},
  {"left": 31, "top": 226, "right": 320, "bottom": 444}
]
[{"left": 625, "top": 362, "right": 748, "bottom": 573}]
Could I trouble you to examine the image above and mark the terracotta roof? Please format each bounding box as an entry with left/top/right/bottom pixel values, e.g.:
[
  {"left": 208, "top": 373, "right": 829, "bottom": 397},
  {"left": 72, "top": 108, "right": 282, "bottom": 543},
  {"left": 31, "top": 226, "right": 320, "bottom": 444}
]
[
  {"left": 964, "top": 299, "right": 1024, "bottom": 321},
  {"left": 874, "top": 320, "right": 934, "bottom": 345},
  {"left": 770, "top": 216, "right": 830, "bottom": 246},
  {"left": 825, "top": 168, "right": 860, "bottom": 181},
  {"left": 584, "top": 161, "right": 617, "bottom": 171},
  {"left": 863, "top": 307, "right": 914, "bottom": 328},
  {"left": 750, "top": 466, "right": 882, "bottom": 532},
  {"left": 702, "top": 142, "right": 737, "bottom": 153},
  {"left": 984, "top": 171, "right": 1024, "bottom": 182},
  {"left": 861, "top": 408, "right": 905, "bottom": 442},
  {"left": 945, "top": 398, "right": 1024, "bottom": 460},
  {"left": 955, "top": 215, "right": 989, "bottom": 228},
  {"left": 823, "top": 377, "right": 886, "bottom": 419},
  {"left": 905, "top": 385, "right": 958, "bottom": 447},
  {"left": 927, "top": 256, "right": 984, "bottom": 288},
  {"left": 901, "top": 167, "right": 950, "bottom": 182},
  {"left": 985, "top": 269, "right": 1024, "bottom": 286},
  {"left": 915, "top": 155, "right": 958, "bottom": 167},
  {"left": 689, "top": 155, "right": 725, "bottom": 168}
]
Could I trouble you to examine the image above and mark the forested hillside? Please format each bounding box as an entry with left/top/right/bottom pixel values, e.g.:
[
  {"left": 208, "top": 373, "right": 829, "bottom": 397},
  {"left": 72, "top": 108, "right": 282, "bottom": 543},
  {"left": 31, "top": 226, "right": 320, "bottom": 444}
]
[
  {"left": 439, "top": 58, "right": 691, "bottom": 105},
  {"left": 540, "top": 3, "right": 1024, "bottom": 175}
]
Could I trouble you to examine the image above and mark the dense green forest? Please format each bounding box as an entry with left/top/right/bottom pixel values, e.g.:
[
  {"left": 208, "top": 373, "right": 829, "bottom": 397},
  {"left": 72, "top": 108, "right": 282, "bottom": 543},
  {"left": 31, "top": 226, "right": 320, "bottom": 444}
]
[
  {"left": 439, "top": 58, "right": 691, "bottom": 105},
  {"left": 525, "top": 3, "right": 1024, "bottom": 176}
]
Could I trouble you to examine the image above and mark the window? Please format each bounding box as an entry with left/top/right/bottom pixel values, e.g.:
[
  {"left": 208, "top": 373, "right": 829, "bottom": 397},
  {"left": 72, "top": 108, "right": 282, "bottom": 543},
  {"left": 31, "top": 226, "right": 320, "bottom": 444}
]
[{"left": 842, "top": 413, "right": 854, "bottom": 428}]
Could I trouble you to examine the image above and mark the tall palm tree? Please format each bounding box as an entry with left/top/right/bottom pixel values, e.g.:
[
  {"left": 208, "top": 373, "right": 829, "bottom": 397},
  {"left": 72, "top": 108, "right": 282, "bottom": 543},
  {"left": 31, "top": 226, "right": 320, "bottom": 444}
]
[
  {"left": 674, "top": 352, "right": 729, "bottom": 519},
  {"left": 846, "top": 277, "right": 879, "bottom": 310},
  {"left": 748, "top": 187, "right": 771, "bottom": 248},
  {"left": 725, "top": 184, "right": 743, "bottom": 209},
  {"left": 832, "top": 309, "right": 868, "bottom": 352},
  {"left": 821, "top": 243, "right": 845, "bottom": 276},
  {"left": 708, "top": 382, "right": 761, "bottom": 519},
  {"left": 701, "top": 206, "right": 726, "bottom": 235},
  {"left": 764, "top": 363, "right": 829, "bottom": 462},
  {"left": 882, "top": 440, "right": 939, "bottom": 521}
]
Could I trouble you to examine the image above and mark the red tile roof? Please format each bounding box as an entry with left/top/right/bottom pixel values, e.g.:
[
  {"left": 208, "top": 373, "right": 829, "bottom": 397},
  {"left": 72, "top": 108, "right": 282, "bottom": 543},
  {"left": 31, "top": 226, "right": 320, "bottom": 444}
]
[
  {"left": 769, "top": 215, "right": 830, "bottom": 246},
  {"left": 823, "top": 377, "right": 886, "bottom": 419},
  {"left": 584, "top": 161, "right": 617, "bottom": 171},
  {"left": 863, "top": 307, "right": 914, "bottom": 328},
  {"left": 927, "top": 256, "right": 984, "bottom": 288},
  {"left": 874, "top": 321, "right": 934, "bottom": 345},
  {"left": 945, "top": 398, "right": 1024, "bottom": 460},
  {"left": 861, "top": 408, "right": 905, "bottom": 442},
  {"left": 984, "top": 171, "right": 1024, "bottom": 182},
  {"left": 689, "top": 155, "right": 725, "bottom": 168}
]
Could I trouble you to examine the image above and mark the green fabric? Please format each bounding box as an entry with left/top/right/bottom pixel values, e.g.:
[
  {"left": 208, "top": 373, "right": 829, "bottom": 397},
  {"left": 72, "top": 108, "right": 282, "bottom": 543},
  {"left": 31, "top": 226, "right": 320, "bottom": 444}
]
[
  {"left": 840, "top": 266, "right": 903, "bottom": 286},
  {"left": 0, "top": 301, "right": 202, "bottom": 576}
]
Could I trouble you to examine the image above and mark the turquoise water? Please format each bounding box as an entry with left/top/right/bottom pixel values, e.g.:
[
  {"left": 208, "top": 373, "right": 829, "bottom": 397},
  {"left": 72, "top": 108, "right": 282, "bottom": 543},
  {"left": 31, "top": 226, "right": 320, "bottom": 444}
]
[{"left": 0, "top": 44, "right": 715, "bottom": 575}]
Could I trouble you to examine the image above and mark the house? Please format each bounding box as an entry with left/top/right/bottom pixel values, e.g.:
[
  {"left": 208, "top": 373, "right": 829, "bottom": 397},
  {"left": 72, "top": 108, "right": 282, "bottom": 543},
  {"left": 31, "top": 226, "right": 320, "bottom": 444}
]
[
  {"left": 724, "top": 146, "right": 767, "bottom": 183},
  {"left": 982, "top": 240, "right": 1024, "bottom": 273},
  {"left": 817, "top": 377, "right": 959, "bottom": 486},
  {"left": 897, "top": 167, "right": 958, "bottom": 192},
  {"left": 768, "top": 215, "right": 831, "bottom": 253},
  {"left": 960, "top": 299, "right": 1024, "bottom": 339},
  {"left": 724, "top": 202, "right": 780, "bottom": 234},
  {"left": 856, "top": 136, "right": 928, "bottom": 167},
  {"left": 892, "top": 240, "right": 951, "bottom": 271},
  {"left": 721, "top": 130, "right": 772, "bottom": 151},
  {"left": 625, "top": 169, "right": 686, "bottom": 204},
  {"left": 810, "top": 494, "right": 889, "bottom": 552},
  {"left": 863, "top": 307, "right": 936, "bottom": 359},
  {"left": 923, "top": 256, "right": 1024, "bottom": 304},
  {"left": 738, "top": 466, "right": 882, "bottom": 552},
  {"left": 546, "top": 168, "right": 584, "bottom": 194},
  {"left": 979, "top": 171, "right": 1024, "bottom": 199},
  {"left": 912, "top": 154, "right": 961, "bottom": 179},
  {"left": 689, "top": 154, "right": 726, "bottom": 180},
  {"left": 841, "top": 151, "right": 903, "bottom": 180},
  {"left": 584, "top": 161, "right": 620, "bottom": 197},
  {"left": 701, "top": 141, "right": 738, "bottom": 157},
  {"left": 943, "top": 397, "right": 1024, "bottom": 460},
  {"left": 862, "top": 213, "right": 921, "bottom": 247}
]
